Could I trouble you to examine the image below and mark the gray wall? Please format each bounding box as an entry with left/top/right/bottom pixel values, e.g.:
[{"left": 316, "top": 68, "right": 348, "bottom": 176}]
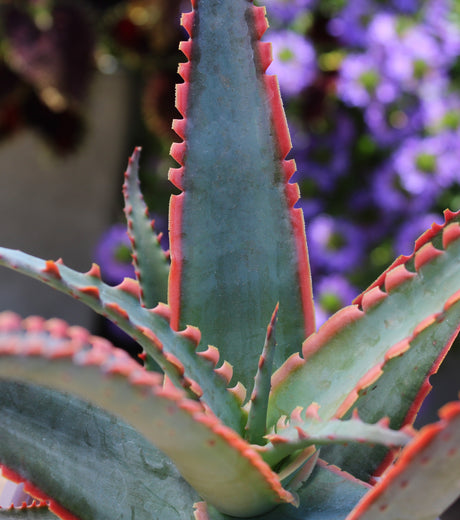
[{"left": 0, "top": 72, "right": 133, "bottom": 329}]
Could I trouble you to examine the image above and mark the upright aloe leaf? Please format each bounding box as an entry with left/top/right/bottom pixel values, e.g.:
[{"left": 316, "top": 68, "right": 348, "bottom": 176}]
[
  {"left": 122, "top": 147, "right": 169, "bottom": 308},
  {"left": 168, "top": 0, "right": 315, "bottom": 392}
]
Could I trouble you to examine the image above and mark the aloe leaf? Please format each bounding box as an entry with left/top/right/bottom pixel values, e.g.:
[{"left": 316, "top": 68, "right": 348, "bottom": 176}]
[
  {"left": 321, "top": 268, "right": 460, "bottom": 482},
  {"left": 260, "top": 410, "right": 412, "bottom": 468},
  {"left": 0, "top": 316, "right": 294, "bottom": 517},
  {"left": 0, "top": 248, "right": 244, "bottom": 431},
  {"left": 346, "top": 401, "right": 460, "bottom": 520},
  {"left": 245, "top": 304, "right": 279, "bottom": 444},
  {"left": 168, "top": 0, "right": 315, "bottom": 393},
  {"left": 0, "top": 381, "right": 199, "bottom": 520},
  {"left": 0, "top": 504, "right": 58, "bottom": 519},
  {"left": 122, "top": 147, "right": 169, "bottom": 308},
  {"left": 197, "top": 461, "right": 370, "bottom": 520},
  {"left": 268, "top": 212, "right": 460, "bottom": 429}
]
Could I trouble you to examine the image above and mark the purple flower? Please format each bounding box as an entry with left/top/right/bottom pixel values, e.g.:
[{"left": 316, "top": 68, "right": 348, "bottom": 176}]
[
  {"left": 393, "top": 134, "right": 458, "bottom": 195},
  {"left": 364, "top": 96, "right": 423, "bottom": 146},
  {"left": 299, "top": 111, "right": 356, "bottom": 191},
  {"left": 421, "top": 84, "right": 460, "bottom": 132},
  {"left": 94, "top": 223, "right": 135, "bottom": 285},
  {"left": 314, "top": 274, "right": 359, "bottom": 328},
  {"left": 371, "top": 161, "right": 436, "bottom": 216},
  {"left": 265, "top": 30, "right": 316, "bottom": 96},
  {"left": 395, "top": 213, "right": 444, "bottom": 256},
  {"left": 327, "top": 0, "right": 376, "bottom": 47},
  {"left": 307, "top": 214, "right": 365, "bottom": 274},
  {"left": 423, "top": 0, "right": 460, "bottom": 60},
  {"left": 262, "top": 0, "right": 315, "bottom": 24},
  {"left": 337, "top": 53, "right": 382, "bottom": 107}
]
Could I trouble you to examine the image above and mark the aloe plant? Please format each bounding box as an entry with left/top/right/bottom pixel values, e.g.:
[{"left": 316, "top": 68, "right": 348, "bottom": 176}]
[{"left": 1, "top": 1, "right": 460, "bottom": 518}]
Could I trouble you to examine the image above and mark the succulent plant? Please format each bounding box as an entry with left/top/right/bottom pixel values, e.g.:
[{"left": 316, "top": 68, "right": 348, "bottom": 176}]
[{"left": 1, "top": 1, "right": 460, "bottom": 518}]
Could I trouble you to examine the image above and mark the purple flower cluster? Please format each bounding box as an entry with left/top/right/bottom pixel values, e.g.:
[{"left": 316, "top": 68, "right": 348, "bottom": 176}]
[{"left": 259, "top": 0, "right": 460, "bottom": 324}]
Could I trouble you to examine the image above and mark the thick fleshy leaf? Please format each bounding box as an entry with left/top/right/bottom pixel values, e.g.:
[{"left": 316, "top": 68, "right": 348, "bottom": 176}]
[
  {"left": 168, "top": 0, "right": 315, "bottom": 393},
  {"left": 196, "top": 461, "right": 370, "bottom": 520},
  {"left": 245, "top": 305, "right": 279, "bottom": 444},
  {"left": 269, "top": 212, "right": 460, "bottom": 430},
  {"left": 0, "top": 248, "right": 245, "bottom": 432},
  {"left": 0, "top": 381, "right": 199, "bottom": 520},
  {"left": 260, "top": 409, "right": 412, "bottom": 469},
  {"left": 321, "top": 276, "right": 460, "bottom": 482},
  {"left": 346, "top": 401, "right": 460, "bottom": 520},
  {"left": 122, "top": 147, "right": 169, "bottom": 308},
  {"left": 0, "top": 315, "right": 294, "bottom": 518}
]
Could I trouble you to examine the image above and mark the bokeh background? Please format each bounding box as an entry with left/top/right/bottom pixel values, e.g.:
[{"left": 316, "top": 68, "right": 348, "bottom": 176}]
[{"left": 0, "top": 0, "right": 460, "bottom": 515}]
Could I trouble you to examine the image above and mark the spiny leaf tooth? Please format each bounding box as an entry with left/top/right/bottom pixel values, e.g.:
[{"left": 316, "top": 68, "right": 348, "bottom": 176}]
[
  {"left": 412, "top": 314, "right": 438, "bottom": 336},
  {"left": 383, "top": 263, "right": 417, "bottom": 293},
  {"left": 214, "top": 360, "right": 233, "bottom": 385},
  {"left": 163, "top": 351, "right": 186, "bottom": 377},
  {"left": 181, "top": 11, "right": 195, "bottom": 37},
  {"left": 172, "top": 118, "right": 187, "bottom": 139},
  {"left": 252, "top": 5, "right": 269, "bottom": 39},
  {"left": 135, "top": 325, "right": 163, "bottom": 352},
  {"left": 177, "top": 324, "right": 201, "bottom": 346},
  {"left": 335, "top": 363, "right": 384, "bottom": 419},
  {"left": 196, "top": 344, "right": 220, "bottom": 366},
  {"left": 84, "top": 263, "right": 102, "bottom": 279},
  {"left": 175, "top": 83, "right": 189, "bottom": 118},
  {"left": 41, "top": 260, "right": 62, "bottom": 280},
  {"left": 305, "top": 402, "right": 321, "bottom": 421},
  {"left": 302, "top": 306, "right": 363, "bottom": 361},
  {"left": 77, "top": 285, "right": 100, "bottom": 299},
  {"left": 286, "top": 185, "right": 302, "bottom": 213},
  {"left": 359, "top": 285, "right": 388, "bottom": 312},
  {"left": 376, "top": 416, "right": 391, "bottom": 428},
  {"left": 257, "top": 41, "right": 272, "bottom": 72},
  {"left": 414, "top": 216, "right": 446, "bottom": 251},
  {"left": 0, "top": 311, "right": 22, "bottom": 331},
  {"left": 22, "top": 315, "right": 45, "bottom": 332},
  {"left": 414, "top": 241, "right": 444, "bottom": 271},
  {"left": 127, "top": 367, "right": 162, "bottom": 387},
  {"left": 168, "top": 166, "right": 184, "bottom": 190},
  {"left": 66, "top": 325, "right": 91, "bottom": 343},
  {"left": 149, "top": 302, "right": 172, "bottom": 321},
  {"left": 183, "top": 376, "right": 204, "bottom": 398},
  {"left": 290, "top": 406, "right": 304, "bottom": 423},
  {"left": 384, "top": 338, "right": 410, "bottom": 361},
  {"left": 445, "top": 288, "right": 460, "bottom": 310},
  {"left": 263, "top": 75, "right": 291, "bottom": 159},
  {"left": 442, "top": 221, "right": 460, "bottom": 248},
  {"left": 193, "top": 502, "right": 209, "bottom": 520},
  {"left": 104, "top": 302, "right": 129, "bottom": 321},
  {"left": 276, "top": 415, "right": 288, "bottom": 431},
  {"left": 44, "top": 317, "right": 70, "bottom": 338},
  {"left": 179, "top": 39, "right": 192, "bottom": 60},
  {"left": 177, "top": 61, "right": 191, "bottom": 82},
  {"left": 178, "top": 398, "right": 205, "bottom": 415},
  {"left": 170, "top": 141, "right": 186, "bottom": 166},
  {"left": 114, "top": 277, "right": 142, "bottom": 300},
  {"left": 228, "top": 381, "right": 247, "bottom": 405},
  {"left": 282, "top": 158, "right": 296, "bottom": 182},
  {"left": 265, "top": 433, "right": 290, "bottom": 445}
]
